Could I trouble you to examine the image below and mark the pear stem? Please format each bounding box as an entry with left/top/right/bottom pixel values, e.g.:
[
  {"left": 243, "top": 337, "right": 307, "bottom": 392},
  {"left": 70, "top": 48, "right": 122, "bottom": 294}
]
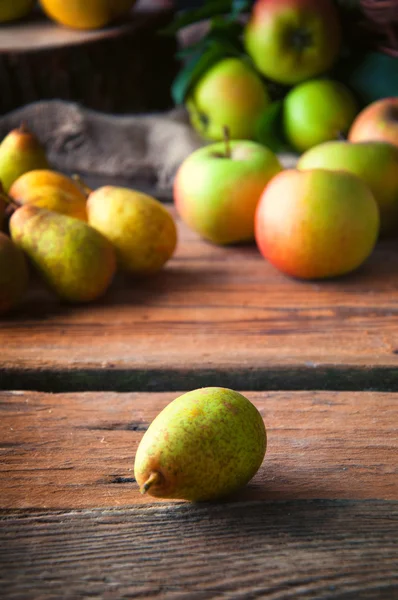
[
  {"left": 72, "top": 174, "right": 93, "bottom": 198},
  {"left": 19, "top": 121, "right": 29, "bottom": 134},
  {"left": 140, "top": 471, "right": 161, "bottom": 495},
  {"left": 223, "top": 126, "right": 231, "bottom": 159}
]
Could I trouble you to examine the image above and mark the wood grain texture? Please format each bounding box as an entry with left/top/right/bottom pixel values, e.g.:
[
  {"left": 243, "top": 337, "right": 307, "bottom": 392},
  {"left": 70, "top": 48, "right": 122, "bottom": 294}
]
[
  {"left": 0, "top": 501, "right": 397, "bottom": 599},
  {"left": 2, "top": 210, "right": 398, "bottom": 391},
  {"left": 0, "top": 390, "right": 396, "bottom": 509}
]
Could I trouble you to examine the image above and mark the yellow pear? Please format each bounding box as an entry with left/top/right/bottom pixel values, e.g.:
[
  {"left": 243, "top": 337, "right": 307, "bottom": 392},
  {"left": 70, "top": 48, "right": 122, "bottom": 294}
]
[
  {"left": 0, "top": 0, "right": 35, "bottom": 23},
  {"left": 134, "top": 387, "right": 267, "bottom": 502},
  {"left": 40, "top": 0, "right": 136, "bottom": 30},
  {"left": 10, "top": 170, "right": 88, "bottom": 221},
  {"left": 10, "top": 205, "right": 116, "bottom": 303},
  {"left": 87, "top": 186, "right": 177, "bottom": 275},
  {"left": 0, "top": 125, "right": 49, "bottom": 193}
]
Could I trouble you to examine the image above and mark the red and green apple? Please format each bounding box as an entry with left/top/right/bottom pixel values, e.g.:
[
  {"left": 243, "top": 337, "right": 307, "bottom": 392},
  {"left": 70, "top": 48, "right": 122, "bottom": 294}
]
[
  {"left": 174, "top": 140, "right": 282, "bottom": 245},
  {"left": 255, "top": 168, "right": 379, "bottom": 279}
]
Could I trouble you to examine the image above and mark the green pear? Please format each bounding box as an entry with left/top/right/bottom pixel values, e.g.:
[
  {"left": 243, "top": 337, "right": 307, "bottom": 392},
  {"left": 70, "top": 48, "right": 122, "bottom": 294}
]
[
  {"left": 87, "top": 186, "right": 177, "bottom": 275},
  {"left": 0, "top": 232, "right": 28, "bottom": 315},
  {"left": 297, "top": 141, "right": 398, "bottom": 236},
  {"left": 0, "top": 126, "right": 49, "bottom": 193},
  {"left": 10, "top": 205, "right": 116, "bottom": 303},
  {"left": 134, "top": 387, "right": 267, "bottom": 502}
]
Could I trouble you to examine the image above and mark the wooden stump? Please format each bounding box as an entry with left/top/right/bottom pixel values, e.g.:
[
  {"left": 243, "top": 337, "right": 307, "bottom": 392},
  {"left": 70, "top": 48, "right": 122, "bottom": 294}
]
[{"left": 0, "top": 6, "right": 179, "bottom": 115}]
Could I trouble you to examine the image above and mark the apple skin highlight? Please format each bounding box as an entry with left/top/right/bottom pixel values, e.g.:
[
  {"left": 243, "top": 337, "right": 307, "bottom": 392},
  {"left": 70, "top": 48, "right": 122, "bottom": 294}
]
[
  {"left": 255, "top": 169, "right": 380, "bottom": 280},
  {"left": 174, "top": 141, "right": 282, "bottom": 246}
]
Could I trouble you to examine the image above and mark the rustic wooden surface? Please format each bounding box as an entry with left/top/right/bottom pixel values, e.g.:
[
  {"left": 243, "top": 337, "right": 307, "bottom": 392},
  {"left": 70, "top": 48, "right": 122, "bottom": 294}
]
[
  {"left": 2, "top": 199, "right": 398, "bottom": 598},
  {"left": 1, "top": 501, "right": 397, "bottom": 599},
  {"left": 2, "top": 209, "right": 398, "bottom": 392},
  {"left": 1, "top": 390, "right": 396, "bottom": 509}
]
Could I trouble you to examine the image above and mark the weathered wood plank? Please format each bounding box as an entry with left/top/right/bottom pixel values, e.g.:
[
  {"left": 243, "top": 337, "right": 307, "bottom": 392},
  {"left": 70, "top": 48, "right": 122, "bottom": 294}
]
[
  {"left": 0, "top": 390, "right": 396, "bottom": 509},
  {"left": 0, "top": 501, "right": 397, "bottom": 599},
  {"left": 2, "top": 211, "right": 398, "bottom": 391}
]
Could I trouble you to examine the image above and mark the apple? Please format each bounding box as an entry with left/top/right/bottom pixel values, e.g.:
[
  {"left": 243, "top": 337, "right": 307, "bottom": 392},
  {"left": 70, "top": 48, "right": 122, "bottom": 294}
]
[
  {"left": 244, "top": 0, "right": 341, "bottom": 86},
  {"left": 186, "top": 58, "right": 271, "bottom": 141},
  {"left": 283, "top": 79, "right": 357, "bottom": 152},
  {"left": 255, "top": 169, "right": 379, "bottom": 280},
  {"left": 174, "top": 140, "right": 282, "bottom": 245},
  {"left": 297, "top": 140, "right": 398, "bottom": 236},
  {"left": 349, "top": 97, "right": 398, "bottom": 148}
]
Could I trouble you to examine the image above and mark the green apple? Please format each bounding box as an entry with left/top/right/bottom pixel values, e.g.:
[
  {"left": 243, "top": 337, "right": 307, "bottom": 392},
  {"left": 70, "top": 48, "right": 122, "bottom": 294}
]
[
  {"left": 174, "top": 139, "right": 282, "bottom": 245},
  {"left": 244, "top": 0, "right": 341, "bottom": 85},
  {"left": 255, "top": 169, "right": 379, "bottom": 280},
  {"left": 186, "top": 58, "right": 270, "bottom": 141},
  {"left": 283, "top": 79, "right": 358, "bottom": 152},
  {"left": 297, "top": 140, "right": 398, "bottom": 236}
]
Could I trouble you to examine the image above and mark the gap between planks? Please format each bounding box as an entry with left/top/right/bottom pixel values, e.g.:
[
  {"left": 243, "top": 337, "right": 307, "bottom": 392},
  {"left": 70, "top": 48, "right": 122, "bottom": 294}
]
[{"left": 1, "top": 364, "right": 398, "bottom": 393}]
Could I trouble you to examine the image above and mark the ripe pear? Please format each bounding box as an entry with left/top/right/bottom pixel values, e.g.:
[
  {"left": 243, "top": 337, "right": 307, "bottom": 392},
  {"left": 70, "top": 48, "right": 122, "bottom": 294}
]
[
  {"left": 87, "top": 186, "right": 177, "bottom": 275},
  {"left": 134, "top": 387, "right": 267, "bottom": 502},
  {"left": 297, "top": 141, "right": 398, "bottom": 236},
  {"left": 10, "top": 170, "right": 88, "bottom": 221},
  {"left": 10, "top": 205, "right": 116, "bottom": 303},
  {"left": 0, "top": 126, "right": 49, "bottom": 193},
  {"left": 40, "top": 0, "right": 136, "bottom": 30},
  {"left": 0, "top": 0, "right": 34, "bottom": 23},
  {"left": 0, "top": 232, "right": 28, "bottom": 315}
]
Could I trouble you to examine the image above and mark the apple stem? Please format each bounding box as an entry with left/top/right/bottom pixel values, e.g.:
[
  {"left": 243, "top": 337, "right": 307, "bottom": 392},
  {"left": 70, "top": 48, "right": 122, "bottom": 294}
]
[
  {"left": 72, "top": 174, "right": 93, "bottom": 198},
  {"left": 337, "top": 131, "right": 347, "bottom": 141},
  {"left": 223, "top": 126, "right": 231, "bottom": 159},
  {"left": 140, "top": 471, "right": 161, "bottom": 495}
]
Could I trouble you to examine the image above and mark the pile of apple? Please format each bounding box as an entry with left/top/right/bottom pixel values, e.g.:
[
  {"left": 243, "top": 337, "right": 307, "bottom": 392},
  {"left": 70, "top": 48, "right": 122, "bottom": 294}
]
[
  {"left": 176, "top": 94, "right": 398, "bottom": 279},
  {"left": 176, "top": 0, "right": 398, "bottom": 279}
]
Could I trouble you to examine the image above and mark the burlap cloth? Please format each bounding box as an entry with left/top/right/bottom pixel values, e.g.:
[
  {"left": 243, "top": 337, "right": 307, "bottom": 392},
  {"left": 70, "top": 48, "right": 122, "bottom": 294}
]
[{"left": 0, "top": 101, "right": 298, "bottom": 199}]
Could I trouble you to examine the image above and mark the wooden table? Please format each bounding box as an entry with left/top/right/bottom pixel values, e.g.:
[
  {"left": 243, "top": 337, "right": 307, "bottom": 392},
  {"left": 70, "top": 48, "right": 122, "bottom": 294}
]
[{"left": 1, "top": 206, "right": 397, "bottom": 598}]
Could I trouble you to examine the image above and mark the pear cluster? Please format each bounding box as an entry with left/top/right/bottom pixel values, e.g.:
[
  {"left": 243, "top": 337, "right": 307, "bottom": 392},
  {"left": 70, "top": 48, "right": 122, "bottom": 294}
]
[{"left": 0, "top": 127, "right": 177, "bottom": 315}]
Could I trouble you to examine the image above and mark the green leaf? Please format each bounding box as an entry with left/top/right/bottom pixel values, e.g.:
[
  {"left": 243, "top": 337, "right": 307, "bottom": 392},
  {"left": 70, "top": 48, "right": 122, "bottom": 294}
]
[
  {"left": 172, "top": 15, "right": 246, "bottom": 105},
  {"left": 172, "top": 43, "right": 230, "bottom": 105},
  {"left": 161, "top": 0, "right": 234, "bottom": 35},
  {"left": 255, "top": 101, "right": 293, "bottom": 153}
]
